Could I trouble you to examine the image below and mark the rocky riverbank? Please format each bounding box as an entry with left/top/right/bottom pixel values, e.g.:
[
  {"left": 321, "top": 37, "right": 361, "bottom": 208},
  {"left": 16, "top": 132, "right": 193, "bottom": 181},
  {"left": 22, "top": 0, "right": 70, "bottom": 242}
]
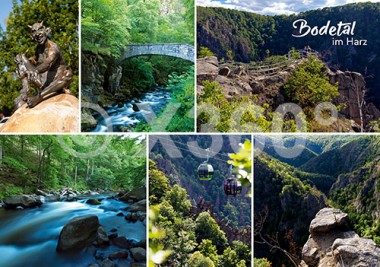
[{"left": 0, "top": 186, "right": 147, "bottom": 267}]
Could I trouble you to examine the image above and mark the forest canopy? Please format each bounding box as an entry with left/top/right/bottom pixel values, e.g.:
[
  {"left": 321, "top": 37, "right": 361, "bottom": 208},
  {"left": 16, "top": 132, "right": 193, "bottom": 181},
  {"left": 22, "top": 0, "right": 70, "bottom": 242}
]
[{"left": 0, "top": 135, "right": 146, "bottom": 199}]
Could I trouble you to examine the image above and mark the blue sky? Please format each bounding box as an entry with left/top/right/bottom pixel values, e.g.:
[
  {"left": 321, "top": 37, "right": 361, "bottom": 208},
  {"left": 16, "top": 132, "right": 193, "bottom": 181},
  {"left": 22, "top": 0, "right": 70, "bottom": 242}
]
[
  {"left": 0, "top": 1, "right": 16, "bottom": 31},
  {"left": 197, "top": 0, "right": 380, "bottom": 15}
]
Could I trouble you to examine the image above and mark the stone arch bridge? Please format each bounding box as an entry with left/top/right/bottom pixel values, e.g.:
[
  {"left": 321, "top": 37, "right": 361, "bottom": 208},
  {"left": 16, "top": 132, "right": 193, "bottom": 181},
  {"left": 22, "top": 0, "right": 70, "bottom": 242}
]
[{"left": 119, "top": 43, "right": 195, "bottom": 63}]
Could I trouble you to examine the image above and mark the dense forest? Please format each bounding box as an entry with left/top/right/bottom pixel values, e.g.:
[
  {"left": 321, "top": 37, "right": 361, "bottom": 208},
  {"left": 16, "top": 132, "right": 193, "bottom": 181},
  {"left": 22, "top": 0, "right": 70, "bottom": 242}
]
[
  {"left": 0, "top": 135, "right": 146, "bottom": 198},
  {"left": 197, "top": 3, "right": 380, "bottom": 132},
  {"left": 149, "top": 135, "right": 252, "bottom": 266},
  {"left": 254, "top": 135, "right": 380, "bottom": 266},
  {"left": 0, "top": 0, "right": 79, "bottom": 114},
  {"left": 82, "top": 0, "right": 195, "bottom": 132}
]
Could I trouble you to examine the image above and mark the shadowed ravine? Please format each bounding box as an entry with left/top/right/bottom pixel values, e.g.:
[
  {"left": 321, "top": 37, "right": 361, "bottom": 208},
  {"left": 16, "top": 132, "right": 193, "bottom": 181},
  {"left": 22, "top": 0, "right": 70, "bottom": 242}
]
[{"left": 0, "top": 195, "right": 145, "bottom": 267}]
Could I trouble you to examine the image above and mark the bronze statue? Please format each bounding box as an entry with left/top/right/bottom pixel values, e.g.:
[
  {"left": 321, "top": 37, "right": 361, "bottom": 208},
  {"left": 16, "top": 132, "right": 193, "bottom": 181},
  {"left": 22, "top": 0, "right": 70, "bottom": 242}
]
[{"left": 14, "top": 21, "right": 73, "bottom": 109}]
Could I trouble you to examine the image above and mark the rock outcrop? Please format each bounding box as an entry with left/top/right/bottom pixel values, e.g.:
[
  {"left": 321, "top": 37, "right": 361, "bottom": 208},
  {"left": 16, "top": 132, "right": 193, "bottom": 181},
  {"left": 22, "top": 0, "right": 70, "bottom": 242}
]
[
  {"left": 57, "top": 215, "right": 100, "bottom": 251},
  {"left": 3, "top": 195, "right": 43, "bottom": 209},
  {"left": 197, "top": 56, "right": 380, "bottom": 131},
  {"left": 301, "top": 208, "right": 380, "bottom": 267},
  {"left": 0, "top": 94, "right": 79, "bottom": 133}
]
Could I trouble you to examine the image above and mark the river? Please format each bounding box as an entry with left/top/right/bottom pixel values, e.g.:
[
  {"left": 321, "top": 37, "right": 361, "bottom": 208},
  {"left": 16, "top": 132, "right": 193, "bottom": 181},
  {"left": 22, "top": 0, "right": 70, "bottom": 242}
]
[
  {"left": 93, "top": 90, "right": 171, "bottom": 132},
  {"left": 0, "top": 195, "right": 146, "bottom": 267}
]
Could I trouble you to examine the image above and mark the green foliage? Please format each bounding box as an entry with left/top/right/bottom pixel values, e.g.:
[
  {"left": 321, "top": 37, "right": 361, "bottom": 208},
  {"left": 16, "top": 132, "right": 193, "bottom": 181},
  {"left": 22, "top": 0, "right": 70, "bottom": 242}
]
[
  {"left": 220, "top": 247, "right": 246, "bottom": 267},
  {"left": 0, "top": 183, "right": 23, "bottom": 199},
  {"left": 164, "top": 184, "right": 192, "bottom": 215},
  {"left": 149, "top": 160, "right": 170, "bottom": 204},
  {"left": 198, "top": 81, "right": 272, "bottom": 132},
  {"left": 195, "top": 212, "right": 228, "bottom": 252},
  {"left": 254, "top": 258, "right": 272, "bottom": 267},
  {"left": 199, "top": 239, "right": 219, "bottom": 266},
  {"left": 0, "top": 135, "right": 146, "bottom": 196},
  {"left": 198, "top": 46, "right": 215, "bottom": 58},
  {"left": 228, "top": 139, "right": 252, "bottom": 196},
  {"left": 188, "top": 251, "right": 215, "bottom": 267},
  {"left": 284, "top": 56, "right": 339, "bottom": 118},
  {"left": 0, "top": 0, "right": 79, "bottom": 111}
]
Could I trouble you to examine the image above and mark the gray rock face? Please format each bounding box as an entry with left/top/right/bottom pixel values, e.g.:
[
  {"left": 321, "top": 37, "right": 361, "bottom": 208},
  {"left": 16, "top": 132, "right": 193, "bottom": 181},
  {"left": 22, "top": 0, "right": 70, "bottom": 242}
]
[
  {"left": 309, "top": 208, "right": 349, "bottom": 235},
  {"left": 4, "top": 195, "right": 43, "bottom": 208},
  {"left": 301, "top": 208, "right": 380, "bottom": 267},
  {"left": 197, "top": 56, "right": 219, "bottom": 85},
  {"left": 130, "top": 247, "right": 146, "bottom": 262},
  {"left": 56, "top": 215, "right": 100, "bottom": 251},
  {"left": 333, "top": 237, "right": 380, "bottom": 267}
]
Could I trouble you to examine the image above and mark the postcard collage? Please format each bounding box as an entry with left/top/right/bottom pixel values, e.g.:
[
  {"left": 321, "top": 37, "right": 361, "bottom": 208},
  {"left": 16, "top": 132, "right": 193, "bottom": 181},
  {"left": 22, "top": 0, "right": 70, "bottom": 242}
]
[{"left": 0, "top": 0, "right": 379, "bottom": 266}]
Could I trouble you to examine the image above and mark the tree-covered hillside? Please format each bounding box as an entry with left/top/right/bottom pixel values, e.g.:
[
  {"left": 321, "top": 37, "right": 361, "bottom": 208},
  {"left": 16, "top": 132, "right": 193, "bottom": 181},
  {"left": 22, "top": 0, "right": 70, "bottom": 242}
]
[
  {"left": 150, "top": 135, "right": 251, "bottom": 228},
  {"left": 0, "top": 135, "right": 146, "bottom": 199},
  {"left": 255, "top": 135, "right": 380, "bottom": 266},
  {"left": 0, "top": 0, "right": 79, "bottom": 113},
  {"left": 149, "top": 135, "right": 252, "bottom": 266}
]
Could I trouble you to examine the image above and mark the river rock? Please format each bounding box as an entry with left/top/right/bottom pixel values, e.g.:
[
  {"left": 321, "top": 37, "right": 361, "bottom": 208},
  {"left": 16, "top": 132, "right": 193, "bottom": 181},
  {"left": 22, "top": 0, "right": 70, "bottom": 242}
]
[
  {"left": 4, "top": 195, "right": 43, "bottom": 209},
  {"left": 301, "top": 208, "right": 380, "bottom": 267},
  {"left": 125, "top": 213, "right": 138, "bottom": 223},
  {"left": 88, "top": 264, "right": 100, "bottom": 267},
  {"left": 57, "top": 215, "right": 100, "bottom": 251},
  {"left": 130, "top": 247, "right": 146, "bottom": 262},
  {"left": 109, "top": 250, "right": 129, "bottom": 260},
  {"left": 101, "top": 258, "right": 115, "bottom": 267},
  {"left": 86, "top": 198, "right": 101, "bottom": 205},
  {"left": 111, "top": 236, "right": 133, "bottom": 249},
  {"left": 35, "top": 189, "right": 47, "bottom": 196},
  {"left": 0, "top": 94, "right": 79, "bottom": 133},
  {"left": 95, "top": 226, "right": 109, "bottom": 247},
  {"left": 125, "top": 199, "right": 146, "bottom": 212},
  {"left": 119, "top": 187, "right": 146, "bottom": 203}
]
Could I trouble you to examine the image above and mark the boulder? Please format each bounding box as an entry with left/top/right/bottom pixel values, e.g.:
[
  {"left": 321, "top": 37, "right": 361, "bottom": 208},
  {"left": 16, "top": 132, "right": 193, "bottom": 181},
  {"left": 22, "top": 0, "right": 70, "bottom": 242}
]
[
  {"left": 4, "top": 195, "right": 43, "bottom": 208},
  {"left": 57, "top": 215, "right": 100, "bottom": 251},
  {"left": 0, "top": 94, "right": 79, "bottom": 133},
  {"left": 125, "top": 199, "right": 146, "bottom": 212},
  {"left": 86, "top": 198, "right": 101, "bottom": 205},
  {"left": 111, "top": 236, "right": 133, "bottom": 249},
  {"left": 130, "top": 247, "right": 146, "bottom": 262},
  {"left": 125, "top": 213, "right": 138, "bottom": 223},
  {"left": 301, "top": 208, "right": 380, "bottom": 267},
  {"left": 95, "top": 226, "right": 109, "bottom": 247},
  {"left": 309, "top": 208, "right": 349, "bottom": 235},
  {"left": 119, "top": 187, "right": 146, "bottom": 203},
  {"left": 109, "top": 250, "right": 129, "bottom": 260},
  {"left": 197, "top": 57, "right": 219, "bottom": 84},
  {"left": 35, "top": 189, "right": 47, "bottom": 196},
  {"left": 101, "top": 259, "right": 115, "bottom": 267},
  {"left": 332, "top": 237, "right": 380, "bottom": 267},
  {"left": 218, "top": 66, "right": 231, "bottom": 76}
]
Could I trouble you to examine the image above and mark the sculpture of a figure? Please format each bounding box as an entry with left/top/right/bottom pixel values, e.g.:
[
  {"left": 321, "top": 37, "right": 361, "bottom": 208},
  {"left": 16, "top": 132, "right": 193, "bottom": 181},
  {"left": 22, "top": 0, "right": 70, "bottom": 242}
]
[{"left": 14, "top": 21, "right": 73, "bottom": 109}]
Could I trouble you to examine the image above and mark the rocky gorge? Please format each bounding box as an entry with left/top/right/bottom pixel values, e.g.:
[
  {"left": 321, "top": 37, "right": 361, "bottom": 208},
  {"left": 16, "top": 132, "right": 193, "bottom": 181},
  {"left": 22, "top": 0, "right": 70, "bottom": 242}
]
[
  {"left": 197, "top": 56, "right": 380, "bottom": 132},
  {"left": 0, "top": 187, "right": 147, "bottom": 267}
]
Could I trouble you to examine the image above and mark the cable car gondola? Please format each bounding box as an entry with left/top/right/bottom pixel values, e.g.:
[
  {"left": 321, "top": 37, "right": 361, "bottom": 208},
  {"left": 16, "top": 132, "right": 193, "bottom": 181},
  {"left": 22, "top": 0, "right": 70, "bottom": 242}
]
[
  {"left": 197, "top": 149, "right": 214, "bottom": 181},
  {"left": 198, "top": 163, "right": 214, "bottom": 181},
  {"left": 224, "top": 166, "right": 242, "bottom": 196}
]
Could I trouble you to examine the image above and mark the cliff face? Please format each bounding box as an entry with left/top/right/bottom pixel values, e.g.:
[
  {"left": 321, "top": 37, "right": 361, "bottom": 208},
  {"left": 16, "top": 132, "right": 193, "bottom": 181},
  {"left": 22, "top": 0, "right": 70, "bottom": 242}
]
[
  {"left": 81, "top": 53, "right": 122, "bottom": 107},
  {"left": 301, "top": 208, "right": 380, "bottom": 267},
  {"left": 197, "top": 56, "right": 380, "bottom": 131}
]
